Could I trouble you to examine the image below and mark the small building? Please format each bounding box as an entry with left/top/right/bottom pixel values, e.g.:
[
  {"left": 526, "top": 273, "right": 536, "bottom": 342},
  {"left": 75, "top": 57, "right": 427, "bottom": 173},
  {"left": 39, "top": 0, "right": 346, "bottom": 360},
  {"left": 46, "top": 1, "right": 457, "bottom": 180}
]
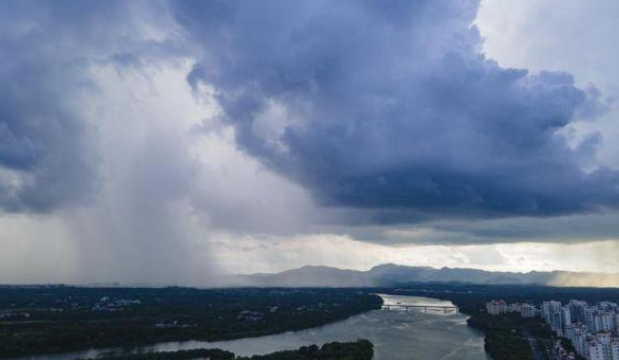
[
  {"left": 520, "top": 304, "right": 536, "bottom": 318},
  {"left": 587, "top": 340, "right": 605, "bottom": 360},
  {"left": 486, "top": 300, "right": 508, "bottom": 316},
  {"left": 237, "top": 310, "right": 265, "bottom": 321}
]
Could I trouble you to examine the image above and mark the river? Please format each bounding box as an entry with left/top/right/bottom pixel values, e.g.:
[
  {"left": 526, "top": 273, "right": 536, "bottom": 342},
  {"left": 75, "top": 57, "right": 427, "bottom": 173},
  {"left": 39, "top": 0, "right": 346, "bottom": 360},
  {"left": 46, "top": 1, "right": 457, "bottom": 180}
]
[{"left": 11, "top": 294, "right": 490, "bottom": 360}]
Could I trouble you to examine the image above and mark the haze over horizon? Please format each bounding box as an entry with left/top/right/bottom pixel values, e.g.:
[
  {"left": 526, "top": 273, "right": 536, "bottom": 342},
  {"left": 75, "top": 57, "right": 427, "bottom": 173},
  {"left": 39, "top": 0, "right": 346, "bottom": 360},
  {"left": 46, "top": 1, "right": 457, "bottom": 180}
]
[{"left": 1, "top": 0, "right": 618, "bottom": 286}]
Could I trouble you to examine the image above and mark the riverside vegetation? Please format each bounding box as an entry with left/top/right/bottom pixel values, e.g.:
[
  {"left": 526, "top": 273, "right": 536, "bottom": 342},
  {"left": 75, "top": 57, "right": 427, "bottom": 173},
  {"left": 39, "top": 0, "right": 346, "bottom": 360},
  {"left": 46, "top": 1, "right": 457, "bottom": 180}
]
[
  {"left": 75, "top": 340, "right": 374, "bottom": 360},
  {"left": 0, "top": 287, "right": 381, "bottom": 358},
  {"left": 383, "top": 283, "right": 619, "bottom": 360}
]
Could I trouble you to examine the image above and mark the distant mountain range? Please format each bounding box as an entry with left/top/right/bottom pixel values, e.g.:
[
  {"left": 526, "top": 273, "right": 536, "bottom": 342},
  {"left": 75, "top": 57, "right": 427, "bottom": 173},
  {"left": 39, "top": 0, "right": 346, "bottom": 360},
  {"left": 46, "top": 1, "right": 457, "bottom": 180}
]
[{"left": 227, "top": 264, "right": 619, "bottom": 288}]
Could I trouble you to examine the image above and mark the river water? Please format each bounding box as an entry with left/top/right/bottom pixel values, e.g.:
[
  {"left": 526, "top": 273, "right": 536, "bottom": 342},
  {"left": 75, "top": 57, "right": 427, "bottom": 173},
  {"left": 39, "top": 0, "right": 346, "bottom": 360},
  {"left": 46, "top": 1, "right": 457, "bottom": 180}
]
[{"left": 12, "top": 295, "right": 490, "bottom": 360}]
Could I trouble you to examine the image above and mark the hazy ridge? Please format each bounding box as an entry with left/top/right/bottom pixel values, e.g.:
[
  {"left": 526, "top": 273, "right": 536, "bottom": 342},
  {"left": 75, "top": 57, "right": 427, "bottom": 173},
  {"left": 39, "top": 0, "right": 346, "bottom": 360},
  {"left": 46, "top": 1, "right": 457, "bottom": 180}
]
[{"left": 229, "top": 264, "right": 619, "bottom": 288}]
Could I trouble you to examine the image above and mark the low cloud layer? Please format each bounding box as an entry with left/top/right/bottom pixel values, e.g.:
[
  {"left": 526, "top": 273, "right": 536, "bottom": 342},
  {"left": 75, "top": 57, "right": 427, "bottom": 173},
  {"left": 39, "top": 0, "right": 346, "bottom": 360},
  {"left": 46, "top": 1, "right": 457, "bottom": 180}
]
[{"left": 176, "top": 0, "right": 618, "bottom": 222}]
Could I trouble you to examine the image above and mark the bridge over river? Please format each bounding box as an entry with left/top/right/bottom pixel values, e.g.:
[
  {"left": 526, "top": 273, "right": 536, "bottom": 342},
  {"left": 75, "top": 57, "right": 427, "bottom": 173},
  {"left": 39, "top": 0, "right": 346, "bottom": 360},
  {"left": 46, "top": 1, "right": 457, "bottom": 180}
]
[{"left": 382, "top": 304, "right": 459, "bottom": 313}]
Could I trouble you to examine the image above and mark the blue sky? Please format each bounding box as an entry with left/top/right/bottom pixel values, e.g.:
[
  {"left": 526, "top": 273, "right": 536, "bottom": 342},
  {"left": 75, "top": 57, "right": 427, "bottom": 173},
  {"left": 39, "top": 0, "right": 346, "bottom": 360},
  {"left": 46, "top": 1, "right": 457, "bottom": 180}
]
[{"left": 0, "top": 0, "right": 618, "bottom": 285}]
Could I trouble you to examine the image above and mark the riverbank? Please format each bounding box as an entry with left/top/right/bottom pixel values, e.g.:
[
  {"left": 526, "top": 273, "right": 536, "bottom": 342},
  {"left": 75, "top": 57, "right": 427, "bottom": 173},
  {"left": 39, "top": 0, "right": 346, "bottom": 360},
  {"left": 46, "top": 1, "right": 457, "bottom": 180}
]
[
  {"left": 0, "top": 287, "right": 382, "bottom": 359},
  {"left": 380, "top": 284, "right": 611, "bottom": 360},
  {"left": 4, "top": 294, "right": 489, "bottom": 360},
  {"left": 381, "top": 288, "right": 537, "bottom": 360},
  {"left": 75, "top": 340, "right": 374, "bottom": 360}
]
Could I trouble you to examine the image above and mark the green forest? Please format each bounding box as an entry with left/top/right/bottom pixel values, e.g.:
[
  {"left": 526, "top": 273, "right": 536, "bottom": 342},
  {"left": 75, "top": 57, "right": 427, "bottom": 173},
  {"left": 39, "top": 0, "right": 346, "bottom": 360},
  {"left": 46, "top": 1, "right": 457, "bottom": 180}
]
[
  {"left": 79, "top": 340, "right": 374, "bottom": 360},
  {"left": 0, "top": 287, "right": 381, "bottom": 358}
]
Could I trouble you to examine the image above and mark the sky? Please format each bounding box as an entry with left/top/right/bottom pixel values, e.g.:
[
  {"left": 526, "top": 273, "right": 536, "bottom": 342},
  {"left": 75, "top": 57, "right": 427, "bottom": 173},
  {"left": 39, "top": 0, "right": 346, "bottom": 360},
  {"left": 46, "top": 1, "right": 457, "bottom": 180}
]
[{"left": 0, "top": 0, "right": 618, "bottom": 285}]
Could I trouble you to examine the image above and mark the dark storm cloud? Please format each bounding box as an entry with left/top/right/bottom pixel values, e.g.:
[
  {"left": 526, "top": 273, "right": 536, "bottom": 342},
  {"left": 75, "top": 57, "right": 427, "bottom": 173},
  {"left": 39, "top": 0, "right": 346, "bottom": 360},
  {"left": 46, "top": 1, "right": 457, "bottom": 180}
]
[
  {"left": 333, "top": 212, "right": 619, "bottom": 246},
  {"left": 175, "top": 0, "right": 619, "bottom": 221},
  {"left": 0, "top": 0, "right": 221, "bottom": 284},
  {"left": 0, "top": 0, "right": 170, "bottom": 213},
  {"left": 0, "top": 2, "right": 95, "bottom": 212}
]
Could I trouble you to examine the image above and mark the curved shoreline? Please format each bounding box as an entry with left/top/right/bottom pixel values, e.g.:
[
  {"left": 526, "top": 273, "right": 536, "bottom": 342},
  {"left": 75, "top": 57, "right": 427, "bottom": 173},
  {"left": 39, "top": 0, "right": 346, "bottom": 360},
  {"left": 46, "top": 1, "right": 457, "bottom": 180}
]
[
  {"left": 0, "top": 289, "right": 381, "bottom": 360},
  {"left": 7, "top": 294, "right": 490, "bottom": 360}
]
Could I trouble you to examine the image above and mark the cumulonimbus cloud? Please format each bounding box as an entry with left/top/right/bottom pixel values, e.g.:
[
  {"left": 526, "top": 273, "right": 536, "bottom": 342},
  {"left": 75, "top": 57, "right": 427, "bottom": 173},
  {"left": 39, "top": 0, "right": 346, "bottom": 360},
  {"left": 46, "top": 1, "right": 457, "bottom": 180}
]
[
  {"left": 0, "top": 0, "right": 162, "bottom": 213},
  {"left": 0, "top": 0, "right": 180, "bottom": 213},
  {"left": 175, "top": 0, "right": 618, "bottom": 222},
  {"left": 0, "top": 1, "right": 99, "bottom": 212}
]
